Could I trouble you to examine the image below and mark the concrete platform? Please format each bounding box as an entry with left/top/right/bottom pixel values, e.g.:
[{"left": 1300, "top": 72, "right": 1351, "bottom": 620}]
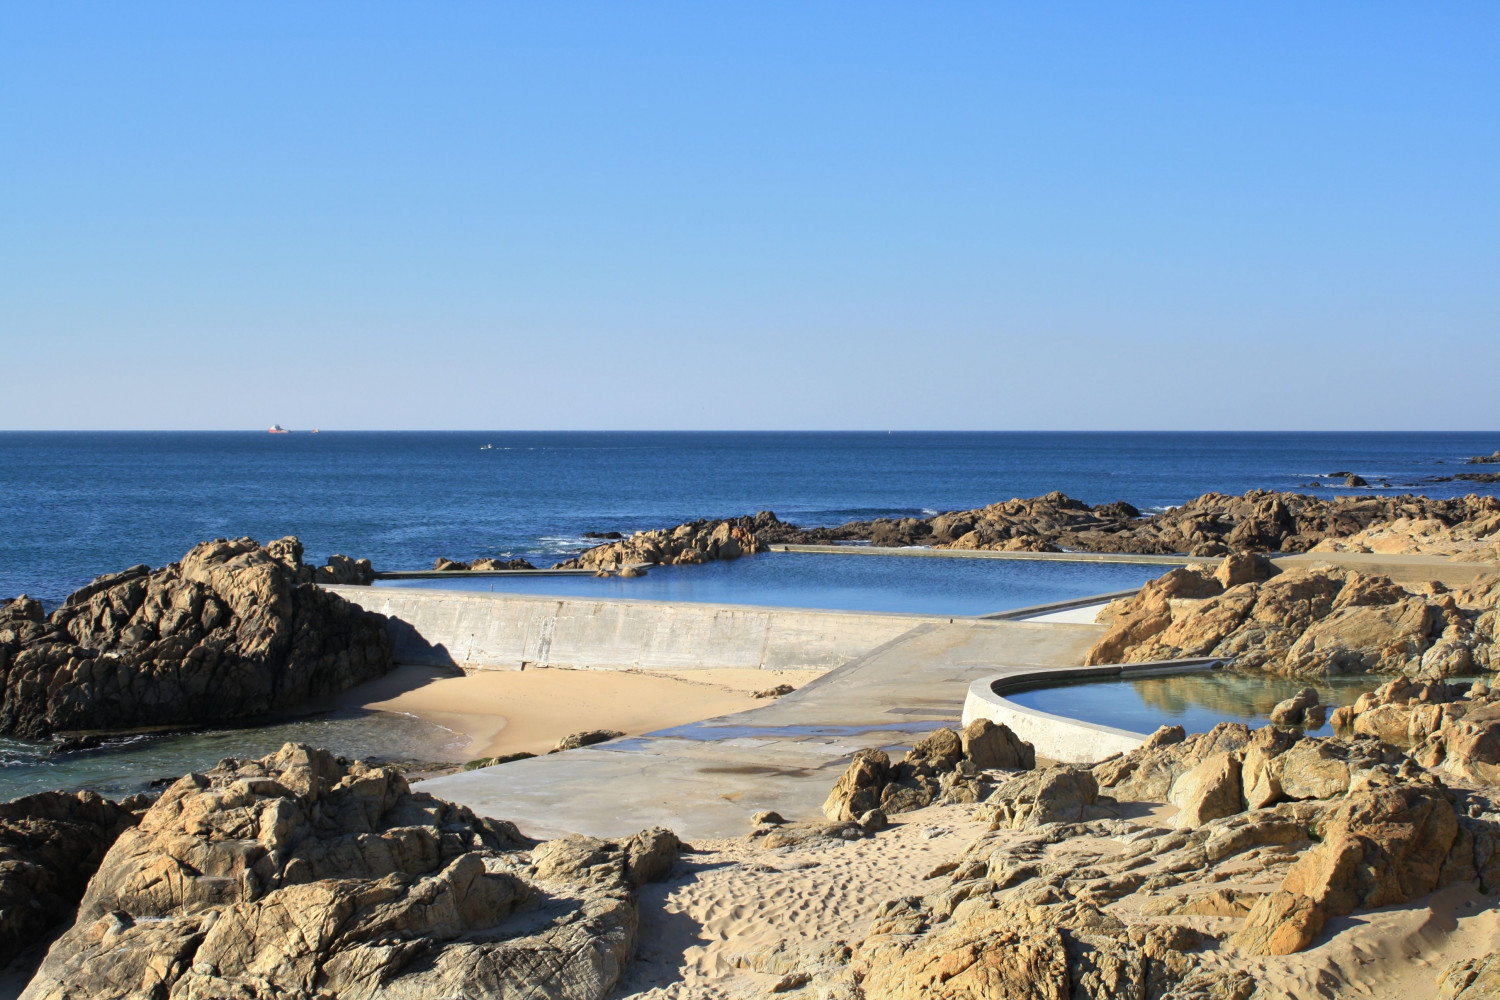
[{"left": 416, "top": 617, "right": 1103, "bottom": 841}]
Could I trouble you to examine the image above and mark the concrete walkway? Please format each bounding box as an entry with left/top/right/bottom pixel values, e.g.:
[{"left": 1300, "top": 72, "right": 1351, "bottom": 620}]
[{"left": 417, "top": 616, "right": 1101, "bottom": 841}]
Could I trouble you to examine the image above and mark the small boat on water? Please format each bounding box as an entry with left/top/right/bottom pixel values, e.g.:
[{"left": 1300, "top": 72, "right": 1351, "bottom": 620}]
[
  {"left": 268, "top": 424, "right": 290, "bottom": 434},
  {"left": 480, "top": 443, "right": 494, "bottom": 450}
]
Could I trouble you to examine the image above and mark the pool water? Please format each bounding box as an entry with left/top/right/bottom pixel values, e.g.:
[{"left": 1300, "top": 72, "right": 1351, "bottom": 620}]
[
  {"left": 377, "top": 551, "right": 1171, "bottom": 617},
  {"left": 0, "top": 709, "right": 469, "bottom": 802},
  {"left": 1005, "top": 671, "right": 1388, "bottom": 737}
]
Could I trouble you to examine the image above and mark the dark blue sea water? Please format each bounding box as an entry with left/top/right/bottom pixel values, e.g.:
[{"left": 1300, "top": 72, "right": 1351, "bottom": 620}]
[{"left": 3, "top": 431, "right": 1497, "bottom": 604}]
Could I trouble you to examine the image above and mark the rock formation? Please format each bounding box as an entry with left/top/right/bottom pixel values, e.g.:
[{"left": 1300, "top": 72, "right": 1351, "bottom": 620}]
[
  {"left": 19, "top": 743, "right": 678, "bottom": 1000},
  {"left": 560, "top": 489, "right": 1500, "bottom": 569},
  {"left": 803, "top": 723, "right": 1500, "bottom": 999},
  {"left": 1086, "top": 556, "right": 1499, "bottom": 678},
  {"left": 431, "top": 557, "right": 536, "bottom": 571},
  {"left": 0, "top": 537, "right": 393, "bottom": 739},
  {"left": 822, "top": 722, "right": 1035, "bottom": 823},
  {"left": 1328, "top": 675, "right": 1500, "bottom": 784},
  {"left": 555, "top": 514, "right": 771, "bottom": 570},
  {"left": 0, "top": 791, "right": 147, "bottom": 969}
]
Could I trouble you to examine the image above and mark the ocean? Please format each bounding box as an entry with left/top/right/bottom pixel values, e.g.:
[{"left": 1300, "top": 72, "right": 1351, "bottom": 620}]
[{"left": 3, "top": 430, "right": 1497, "bottom": 604}]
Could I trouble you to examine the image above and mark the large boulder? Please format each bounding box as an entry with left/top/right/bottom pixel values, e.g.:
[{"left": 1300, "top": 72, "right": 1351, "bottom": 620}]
[
  {"left": 961, "top": 718, "right": 1035, "bottom": 770},
  {"left": 19, "top": 744, "right": 676, "bottom": 1000},
  {"left": 0, "top": 538, "right": 393, "bottom": 738},
  {"left": 1168, "top": 751, "right": 1243, "bottom": 829}
]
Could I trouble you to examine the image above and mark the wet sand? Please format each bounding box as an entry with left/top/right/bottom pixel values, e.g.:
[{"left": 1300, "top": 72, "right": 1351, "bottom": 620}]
[{"left": 341, "top": 663, "right": 822, "bottom": 759}]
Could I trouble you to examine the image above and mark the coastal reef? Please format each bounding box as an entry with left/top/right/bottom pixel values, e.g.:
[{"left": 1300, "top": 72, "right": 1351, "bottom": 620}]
[
  {"left": 556, "top": 514, "right": 769, "bottom": 570},
  {"left": 563, "top": 489, "right": 1500, "bottom": 568},
  {"left": 19, "top": 743, "right": 679, "bottom": 1000},
  {"left": 1086, "top": 555, "right": 1499, "bottom": 678},
  {"left": 781, "top": 724, "right": 1500, "bottom": 999},
  {"left": 0, "top": 537, "right": 392, "bottom": 739}
]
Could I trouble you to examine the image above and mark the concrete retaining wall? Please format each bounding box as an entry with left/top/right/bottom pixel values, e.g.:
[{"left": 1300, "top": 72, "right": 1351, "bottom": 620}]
[
  {"left": 961, "top": 657, "right": 1222, "bottom": 763},
  {"left": 327, "top": 586, "right": 940, "bottom": 673}
]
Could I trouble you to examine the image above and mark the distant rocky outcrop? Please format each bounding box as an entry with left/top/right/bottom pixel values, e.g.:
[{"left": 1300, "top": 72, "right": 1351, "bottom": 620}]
[
  {"left": 558, "top": 490, "right": 1500, "bottom": 569},
  {"left": 0, "top": 537, "right": 393, "bottom": 739},
  {"left": 1467, "top": 450, "right": 1500, "bottom": 465},
  {"left": 555, "top": 514, "right": 772, "bottom": 570},
  {"left": 1085, "top": 555, "right": 1499, "bottom": 678},
  {"left": 0, "top": 791, "right": 147, "bottom": 969},
  {"left": 432, "top": 557, "right": 537, "bottom": 571},
  {"left": 19, "top": 743, "right": 679, "bottom": 1000},
  {"left": 798, "top": 723, "right": 1500, "bottom": 999}
]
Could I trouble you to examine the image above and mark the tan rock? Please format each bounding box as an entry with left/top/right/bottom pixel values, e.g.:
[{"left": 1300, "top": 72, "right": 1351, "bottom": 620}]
[
  {"left": 1168, "top": 752, "right": 1244, "bottom": 829},
  {"left": 960, "top": 719, "right": 1035, "bottom": 770}
]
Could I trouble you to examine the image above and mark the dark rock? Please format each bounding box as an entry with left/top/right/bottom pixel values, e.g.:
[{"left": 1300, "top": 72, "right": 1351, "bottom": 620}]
[
  {"left": 0, "top": 537, "right": 393, "bottom": 739},
  {"left": 0, "top": 791, "right": 143, "bottom": 968}
]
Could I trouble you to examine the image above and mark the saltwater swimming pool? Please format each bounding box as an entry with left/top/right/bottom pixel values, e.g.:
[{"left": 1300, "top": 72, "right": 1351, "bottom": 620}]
[{"left": 375, "top": 551, "right": 1172, "bottom": 617}]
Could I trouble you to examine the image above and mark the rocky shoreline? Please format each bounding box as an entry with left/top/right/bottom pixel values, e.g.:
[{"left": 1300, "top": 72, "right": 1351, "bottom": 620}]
[
  {"left": 1, "top": 494, "right": 1498, "bottom": 996},
  {"left": 552, "top": 488, "right": 1500, "bottom": 570}
]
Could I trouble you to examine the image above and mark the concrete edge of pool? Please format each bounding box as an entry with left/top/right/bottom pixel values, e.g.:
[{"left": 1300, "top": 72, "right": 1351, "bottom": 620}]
[{"left": 961, "top": 656, "right": 1225, "bottom": 763}]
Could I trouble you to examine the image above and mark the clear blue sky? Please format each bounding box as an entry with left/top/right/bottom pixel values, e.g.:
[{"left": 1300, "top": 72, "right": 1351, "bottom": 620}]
[{"left": 3, "top": 3, "right": 1496, "bottom": 430}]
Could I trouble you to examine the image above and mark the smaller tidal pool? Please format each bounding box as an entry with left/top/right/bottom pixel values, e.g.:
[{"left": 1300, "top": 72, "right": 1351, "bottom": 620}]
[
  {"left": 378, "top": 551, "right": 1172, "bottom": 617},
  {"left": 1004, "top": 671, "right": 1385, "bottom": 737},
  {"left": 0, "top": 710, "right": 469, "bottom": 802}
]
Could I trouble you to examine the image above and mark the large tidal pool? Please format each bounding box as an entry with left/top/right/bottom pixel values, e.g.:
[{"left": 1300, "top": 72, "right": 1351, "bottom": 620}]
[{"left": 378, "top": 551, "right": 1172, "bottom": 617}]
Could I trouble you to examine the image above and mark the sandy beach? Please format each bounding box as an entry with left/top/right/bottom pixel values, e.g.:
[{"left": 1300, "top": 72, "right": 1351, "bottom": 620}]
[{"left": 345, "top": 663, "right": 824, "bottom": 759}]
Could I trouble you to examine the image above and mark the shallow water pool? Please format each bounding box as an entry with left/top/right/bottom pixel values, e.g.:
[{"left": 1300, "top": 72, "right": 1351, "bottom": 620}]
[
  {"left": 377, "top": 551, "right": 1172, "bottom": 617},
  {"left": 1004, "top": 671, "right": 1386, "bottom": 737}
]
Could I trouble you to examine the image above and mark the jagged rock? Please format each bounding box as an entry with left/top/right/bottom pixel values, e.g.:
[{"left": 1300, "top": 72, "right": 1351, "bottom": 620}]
[
  {"left": 1093, "top": 723, "right": 1252, "bottom": 802},
  {"left": 556, "top": 490, "right": 1500, "bottom": 571},
  {"left": 19, "top": 744, "right": 676, "bottom": 1000},
  {"left": 1331, "top": 676, "right": 1500, "bottom": 785},
  {"left": 823, "top": 727, "right": 1030, "bottom": 824},
  {"left": 0, "top": 538, "right": 393, "bottom": 738},
  {"left": 432, "top": 557, "right": 536, "bottom": 571},
  {"left": 1439, "top": 954, "right": 1500, "bottom": 998},
  {"left": 558, "top": 515, "right": 771, "bottom": 570},
  {"left": 1168, "top": 752, "right": 1243, "bottom": 829},
  {"left": 550, "top": 729, "right": 625, "bottom": 753},
  {"left": 986, "top": 767, "right": 1102, "bottom": 830},
  {"left": 961, "top": 718, "right": 1036, "bottom": 770},
  {"left": 1269, "top": 687, "right": 1320, "bottom": 724},
  {"left": 1233, "top": 784, "right": 1461, "bottom": 955},
  {"left": 0, "top": 791, "right": 144, "bottom": 968},
  {"left": 1086, "top": 558, "right": 1498, "bottom": 678},
  {"left": 822, "top": 750, "right": 893, "bottom": 822}
]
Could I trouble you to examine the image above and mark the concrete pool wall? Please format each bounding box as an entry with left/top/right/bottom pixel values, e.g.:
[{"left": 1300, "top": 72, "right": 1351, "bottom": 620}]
[
  {"left": 960, "top": 656, "right": 1224, "bottom": 763},
  {"left": 327, "top": 585, "right": 949, "bottom": 673}
]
